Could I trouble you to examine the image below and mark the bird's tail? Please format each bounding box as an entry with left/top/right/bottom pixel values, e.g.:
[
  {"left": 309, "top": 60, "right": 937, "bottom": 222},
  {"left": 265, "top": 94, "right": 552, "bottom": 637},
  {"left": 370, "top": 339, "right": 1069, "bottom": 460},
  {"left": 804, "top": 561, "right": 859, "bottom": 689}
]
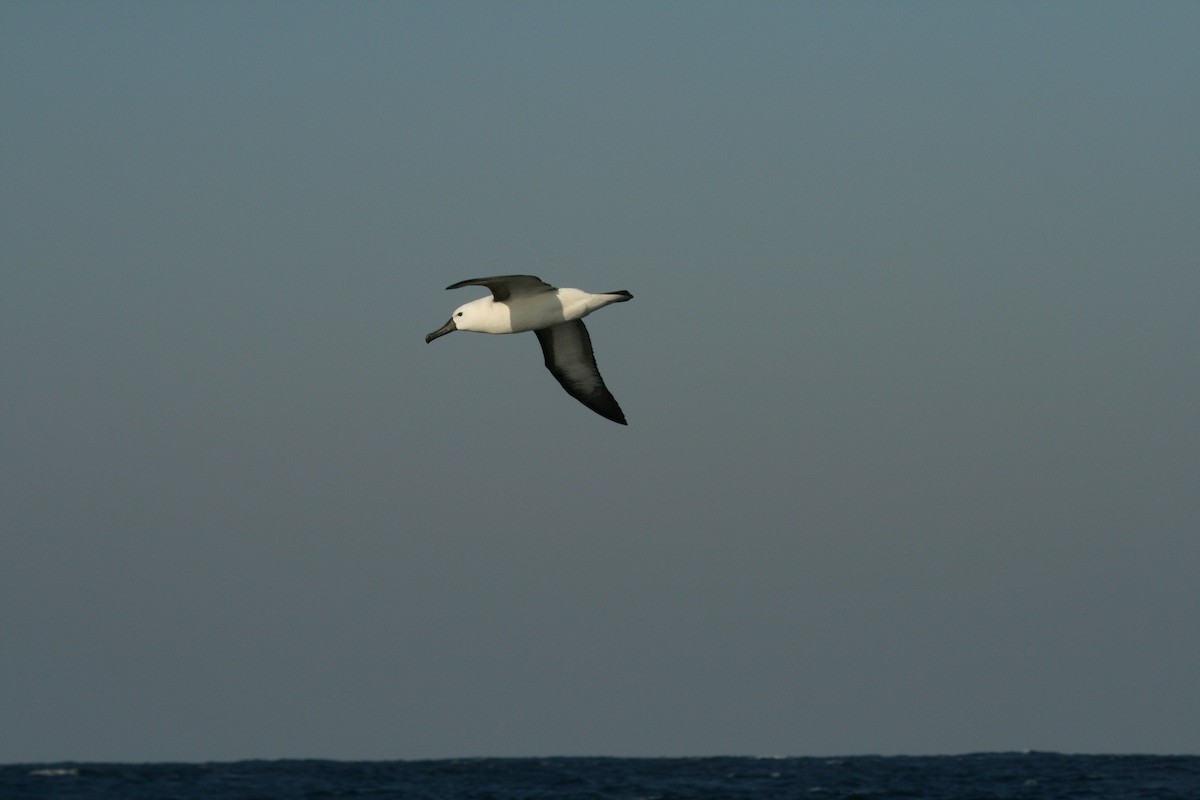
[{"left": 605, "top": 290, "right": 633, "bottom": 302}]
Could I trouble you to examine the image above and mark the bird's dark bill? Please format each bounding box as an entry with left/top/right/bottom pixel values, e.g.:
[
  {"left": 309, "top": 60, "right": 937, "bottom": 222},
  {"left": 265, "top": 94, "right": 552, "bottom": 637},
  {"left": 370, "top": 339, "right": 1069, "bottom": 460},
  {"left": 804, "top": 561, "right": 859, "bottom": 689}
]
[{"left": 425, "top": 318, "right": 457, "bottom": 343}]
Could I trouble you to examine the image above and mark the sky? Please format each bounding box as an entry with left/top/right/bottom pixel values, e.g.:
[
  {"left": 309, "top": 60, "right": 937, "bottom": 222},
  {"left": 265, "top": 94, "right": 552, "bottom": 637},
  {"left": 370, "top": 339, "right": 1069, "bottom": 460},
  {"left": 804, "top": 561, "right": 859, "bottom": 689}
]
[{"left": 2, "top": 1, "right": 1198, "bottom": 763}]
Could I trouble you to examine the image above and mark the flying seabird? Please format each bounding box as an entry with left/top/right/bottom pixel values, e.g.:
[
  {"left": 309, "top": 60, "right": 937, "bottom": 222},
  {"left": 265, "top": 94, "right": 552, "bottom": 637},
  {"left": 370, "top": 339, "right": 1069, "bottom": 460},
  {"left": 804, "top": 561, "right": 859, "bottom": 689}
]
[{"left": 425, "top": 275, "right": 632, "bottom": 424}]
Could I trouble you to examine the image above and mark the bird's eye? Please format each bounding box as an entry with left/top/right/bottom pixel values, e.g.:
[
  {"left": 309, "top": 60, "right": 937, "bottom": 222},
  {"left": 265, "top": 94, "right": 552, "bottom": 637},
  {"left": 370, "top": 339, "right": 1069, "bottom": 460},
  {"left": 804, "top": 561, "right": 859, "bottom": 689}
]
[{"left": 456, "top": 312, "right": 463, "bottom": 317}]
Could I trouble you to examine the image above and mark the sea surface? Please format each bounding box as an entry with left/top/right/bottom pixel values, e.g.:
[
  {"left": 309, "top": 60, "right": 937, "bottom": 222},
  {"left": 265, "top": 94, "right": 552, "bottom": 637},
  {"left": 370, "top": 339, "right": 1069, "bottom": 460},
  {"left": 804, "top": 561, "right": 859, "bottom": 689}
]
[{"left": 2, "top": 753, "right": 1198, "bottom": 800}]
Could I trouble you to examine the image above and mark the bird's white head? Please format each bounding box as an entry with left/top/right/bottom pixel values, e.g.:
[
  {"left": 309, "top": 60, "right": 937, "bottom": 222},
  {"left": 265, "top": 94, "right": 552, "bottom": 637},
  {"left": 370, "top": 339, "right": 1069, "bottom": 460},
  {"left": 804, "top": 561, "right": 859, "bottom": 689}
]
[{"left": 425, "top": 297, "right": 499, "bottom": 342}]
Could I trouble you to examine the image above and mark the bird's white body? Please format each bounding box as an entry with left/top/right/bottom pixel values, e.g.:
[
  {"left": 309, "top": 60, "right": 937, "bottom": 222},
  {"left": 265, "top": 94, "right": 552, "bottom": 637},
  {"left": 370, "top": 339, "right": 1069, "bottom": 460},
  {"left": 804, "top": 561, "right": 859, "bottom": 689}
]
[{"left": 451, "top": 288, "right": 624, "bottom": 335}]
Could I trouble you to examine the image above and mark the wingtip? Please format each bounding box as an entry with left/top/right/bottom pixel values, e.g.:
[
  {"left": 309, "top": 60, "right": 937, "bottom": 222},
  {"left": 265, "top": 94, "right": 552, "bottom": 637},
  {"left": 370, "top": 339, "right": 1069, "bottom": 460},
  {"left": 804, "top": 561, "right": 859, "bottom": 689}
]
[{"left": 603, "top": 408, "right": 628, "bottom": 425}]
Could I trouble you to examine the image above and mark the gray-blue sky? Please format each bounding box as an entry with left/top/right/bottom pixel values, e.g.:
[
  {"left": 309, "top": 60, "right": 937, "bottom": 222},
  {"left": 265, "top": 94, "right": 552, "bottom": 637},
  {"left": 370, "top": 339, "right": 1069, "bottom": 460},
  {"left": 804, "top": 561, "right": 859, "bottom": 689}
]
[{"left": 2, "top": 1, "right": 1198, "bottom": 762}]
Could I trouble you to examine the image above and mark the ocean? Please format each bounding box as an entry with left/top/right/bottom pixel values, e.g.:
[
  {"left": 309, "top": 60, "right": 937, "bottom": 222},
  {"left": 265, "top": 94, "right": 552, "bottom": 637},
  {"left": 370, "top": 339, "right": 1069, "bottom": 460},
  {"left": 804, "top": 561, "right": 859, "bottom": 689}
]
[{"left": 2, "top": 753, "right": 1197, "bottom": 800}]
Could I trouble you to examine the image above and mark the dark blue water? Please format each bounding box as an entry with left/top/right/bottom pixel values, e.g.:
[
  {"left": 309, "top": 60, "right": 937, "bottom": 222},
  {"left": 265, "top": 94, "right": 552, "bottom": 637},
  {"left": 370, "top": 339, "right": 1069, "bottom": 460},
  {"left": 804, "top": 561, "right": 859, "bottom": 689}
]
[{"left": 3, "top": 754, "right": 1198, "bottom": 800}]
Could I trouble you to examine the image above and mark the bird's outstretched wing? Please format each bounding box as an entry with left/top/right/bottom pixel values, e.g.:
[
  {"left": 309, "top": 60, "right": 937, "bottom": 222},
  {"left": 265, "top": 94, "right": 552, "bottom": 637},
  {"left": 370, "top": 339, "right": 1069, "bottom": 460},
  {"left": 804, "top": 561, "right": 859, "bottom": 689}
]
[
  {"left": 446, "top": 275, "right": 555, "bottom": 303},
  {"left": 534, "top": 320, "right": 627, "bottom": 425}
]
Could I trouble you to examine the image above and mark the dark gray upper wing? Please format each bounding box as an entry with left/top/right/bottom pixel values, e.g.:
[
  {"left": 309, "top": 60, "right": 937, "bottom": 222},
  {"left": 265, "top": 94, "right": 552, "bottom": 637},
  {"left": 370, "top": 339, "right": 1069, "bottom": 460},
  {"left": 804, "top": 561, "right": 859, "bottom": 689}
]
[
  {"left": 446, "top": 275, "right": 555, "bottom": 303},
  {"left": 534, "top": 320, "right": 627, "bottom": 425}
]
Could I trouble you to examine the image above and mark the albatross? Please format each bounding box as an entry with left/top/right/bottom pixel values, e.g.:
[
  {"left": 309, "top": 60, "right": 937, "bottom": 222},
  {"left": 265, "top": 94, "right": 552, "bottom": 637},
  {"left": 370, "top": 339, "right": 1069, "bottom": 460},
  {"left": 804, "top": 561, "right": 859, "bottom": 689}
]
[{"left": 425, "top": 275, "right": 633, "bottom": 425}]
